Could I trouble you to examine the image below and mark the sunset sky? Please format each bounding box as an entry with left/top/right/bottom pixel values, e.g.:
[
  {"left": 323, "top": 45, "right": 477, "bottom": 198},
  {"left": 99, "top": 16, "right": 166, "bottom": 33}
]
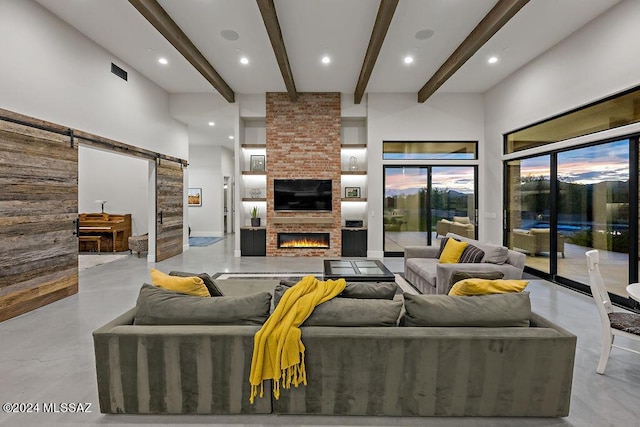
[
  {"left": 383, "top": 139, "right": 630, "bottom": 198},
  {"left": 385, "top": 166, "right": 475, "bottom": 197},
  {"left": 521, "top": 139, "right": 629, "bottom": 185}
]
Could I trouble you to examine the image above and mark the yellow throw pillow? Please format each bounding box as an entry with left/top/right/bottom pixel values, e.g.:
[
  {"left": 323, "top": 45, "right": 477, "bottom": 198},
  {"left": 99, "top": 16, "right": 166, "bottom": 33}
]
[
  {"left": 448, "top": 279, "right": 529, "bottom": 296},
  {"left": 439, "top": 239, "right": 468, "bottom": 263},
  {"left": 150, "top": 268, "right": 210, "bottom": 297}
]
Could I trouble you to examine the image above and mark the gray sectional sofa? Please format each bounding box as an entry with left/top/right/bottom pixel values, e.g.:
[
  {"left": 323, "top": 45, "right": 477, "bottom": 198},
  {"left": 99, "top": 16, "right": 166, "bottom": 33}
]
[
  {"left": 404, "top": 232, "right": 527, "bottom": 294},
  {"left": 93, "top": 277, "right": 576, "bottom": 418}
]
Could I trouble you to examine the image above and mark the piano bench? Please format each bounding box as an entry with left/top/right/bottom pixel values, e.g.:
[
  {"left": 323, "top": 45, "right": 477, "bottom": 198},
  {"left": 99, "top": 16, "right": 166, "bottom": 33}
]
[{"left": 79, "top": 236, "right": 102, "bottom": 254}]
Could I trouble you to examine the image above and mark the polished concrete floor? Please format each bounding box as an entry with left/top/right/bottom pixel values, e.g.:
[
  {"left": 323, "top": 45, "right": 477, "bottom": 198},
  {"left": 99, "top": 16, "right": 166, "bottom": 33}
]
[{"left": 1, "top": 235, "right": 640, "bottom": 426}]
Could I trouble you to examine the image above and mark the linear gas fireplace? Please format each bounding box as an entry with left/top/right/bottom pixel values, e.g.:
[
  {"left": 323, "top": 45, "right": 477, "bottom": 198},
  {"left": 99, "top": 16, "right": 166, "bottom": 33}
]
[{"left": 278, "top": 232, "right": 330, "bottom": 249}]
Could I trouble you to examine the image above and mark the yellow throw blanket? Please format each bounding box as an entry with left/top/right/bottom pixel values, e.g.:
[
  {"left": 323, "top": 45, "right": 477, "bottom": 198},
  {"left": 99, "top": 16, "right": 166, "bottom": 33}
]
[{"left": 249, "top": 275, "right": 346, "bottom": 404}]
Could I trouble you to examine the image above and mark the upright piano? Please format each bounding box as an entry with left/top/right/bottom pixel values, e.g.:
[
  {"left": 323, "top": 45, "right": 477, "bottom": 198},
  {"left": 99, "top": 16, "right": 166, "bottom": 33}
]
[{"left": 79, "top": 213, "right": 132, "bottom": 252}]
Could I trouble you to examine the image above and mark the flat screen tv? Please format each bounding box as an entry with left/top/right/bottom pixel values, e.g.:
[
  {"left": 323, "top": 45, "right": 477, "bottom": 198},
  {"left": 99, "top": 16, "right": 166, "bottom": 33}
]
[{"left": 274, "top": 179, "right": 332, "bottom": 212}]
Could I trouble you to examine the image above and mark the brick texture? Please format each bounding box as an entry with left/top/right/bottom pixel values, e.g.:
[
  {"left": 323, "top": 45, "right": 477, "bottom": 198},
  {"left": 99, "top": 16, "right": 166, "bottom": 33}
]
[{"left": 266, "top": 92, "right": 341, "bottom": 257}]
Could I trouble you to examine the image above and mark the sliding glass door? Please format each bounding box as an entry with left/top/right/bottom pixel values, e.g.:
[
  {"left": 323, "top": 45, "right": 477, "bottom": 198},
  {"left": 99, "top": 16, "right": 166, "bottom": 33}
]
[
  {"left": 505, "top": 139, "right": 634, "bottom": 301},
  {"left": 556, "top": 140, "right": 631, "bottom": 293},
  {"left": 384, "top": 166, "right": 477, "bottom": 255},
  {"left": 384, "top": 167, "right": 429, "bottom": 253}
]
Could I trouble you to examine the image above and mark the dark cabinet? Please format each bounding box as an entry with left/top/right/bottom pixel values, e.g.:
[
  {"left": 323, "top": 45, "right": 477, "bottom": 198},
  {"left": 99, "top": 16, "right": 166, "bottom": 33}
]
[
  {"left": 241, "top": 227, "right": 266, "bottom": 256},
  {"left": 341, "top": 228, "right": 367, "bottom": 257}
]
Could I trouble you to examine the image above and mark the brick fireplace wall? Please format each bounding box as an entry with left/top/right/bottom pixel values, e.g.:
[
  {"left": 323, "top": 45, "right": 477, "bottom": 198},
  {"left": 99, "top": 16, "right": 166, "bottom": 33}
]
[{"left": 266, "top": 92, "right": 341, "bottom": 256}]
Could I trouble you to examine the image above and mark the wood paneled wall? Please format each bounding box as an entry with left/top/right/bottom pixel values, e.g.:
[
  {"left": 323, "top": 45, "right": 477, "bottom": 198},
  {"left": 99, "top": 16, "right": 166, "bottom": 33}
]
[
  {"left": 0, "top": 117, "right": 78, "bottom": 322},
  {"left": 156, "top": 160, "right": 184, "bottom": 262}
]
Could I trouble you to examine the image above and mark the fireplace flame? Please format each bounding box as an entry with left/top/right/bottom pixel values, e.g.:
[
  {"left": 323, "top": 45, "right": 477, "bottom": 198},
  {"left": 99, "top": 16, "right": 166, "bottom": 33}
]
[{"left": 280, "top": 238, "right": 329, "bottom": 248}]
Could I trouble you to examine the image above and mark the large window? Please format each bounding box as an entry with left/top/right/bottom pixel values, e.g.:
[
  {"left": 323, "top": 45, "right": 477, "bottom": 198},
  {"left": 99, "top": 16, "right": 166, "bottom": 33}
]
[
  {"left": 505, "top": 139, "right": 634, "bottom": 304},
  {"left": 383, "top": 141, "right": 477, "bottom": 160},
  {"left": 506, "top": 86, "right": 640, "bottom": 154}
]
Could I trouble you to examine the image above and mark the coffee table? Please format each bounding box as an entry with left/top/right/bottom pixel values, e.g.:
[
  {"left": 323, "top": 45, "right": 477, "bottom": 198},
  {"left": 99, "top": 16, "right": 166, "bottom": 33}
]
[{"left": 323, "top": 259, "right": 395, "bottom": 282}]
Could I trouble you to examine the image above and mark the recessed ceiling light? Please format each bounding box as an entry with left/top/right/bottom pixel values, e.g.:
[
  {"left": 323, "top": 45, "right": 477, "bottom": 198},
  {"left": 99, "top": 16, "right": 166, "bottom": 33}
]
[
  {"left": 240, "top": 56, "right": 249, "bottom": 65},
  {"left": 208, "top": 122, "right": 215, "bottom": 126},
  {"left": 321, "top": 55, "right": 331, "bottom": 64},
  {"left": 404, "top": 56, "right": 414, "bottom": 65},
  {"left": 229, "top": 135, "right": 234, "bottom": 140},
  {"left": 488, "top": 56, "right": 499, "bottom": 64},
  {"left": 158, "top": 57, "right": 168, "bottom": 65}
]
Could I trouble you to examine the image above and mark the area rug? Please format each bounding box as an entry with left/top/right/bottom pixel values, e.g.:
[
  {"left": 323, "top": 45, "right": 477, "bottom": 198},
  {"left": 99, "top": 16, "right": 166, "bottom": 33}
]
[
  {"left": 79, "top": 254, "right": 129, "bottom": 271},
  {"left": 189, "top": 236, "right": 225, "bottom": 247}
]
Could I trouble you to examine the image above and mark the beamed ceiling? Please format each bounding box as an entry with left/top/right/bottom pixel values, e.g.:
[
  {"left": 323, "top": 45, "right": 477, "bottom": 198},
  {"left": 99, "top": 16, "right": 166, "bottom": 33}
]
[{"left": 35, "top": 0, "right": 620, "bottom": 147}]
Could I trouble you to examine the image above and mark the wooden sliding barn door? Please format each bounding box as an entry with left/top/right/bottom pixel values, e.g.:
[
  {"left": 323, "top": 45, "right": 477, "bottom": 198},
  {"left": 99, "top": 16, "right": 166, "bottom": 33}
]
[
  {"left": 156, "top": 159, "right": 183, "bottom": 262},
  {"left": 0, "top": 118, "right": 78, "bottom": 322}
]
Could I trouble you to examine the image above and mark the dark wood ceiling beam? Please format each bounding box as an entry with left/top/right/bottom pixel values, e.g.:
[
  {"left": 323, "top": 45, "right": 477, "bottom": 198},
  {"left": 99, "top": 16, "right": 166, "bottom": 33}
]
[
  {"left": 257, "top": 0, "right": 297, "bottom": 102},
  {"left": 417, "top": 0, "right": 529, "bottom": 103},
  {"left": 128, "top": 0, "right": 235, "bottom": 103},
  {"left": 354, "top": 0, "right": 399, "bottom": 105}
]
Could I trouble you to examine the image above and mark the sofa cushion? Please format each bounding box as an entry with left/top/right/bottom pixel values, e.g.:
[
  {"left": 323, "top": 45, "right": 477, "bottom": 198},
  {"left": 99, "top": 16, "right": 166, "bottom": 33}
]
[
  {"left": 445, "top": 233, "right": 510, "bottom": 265},
  {"left": 275, "top": 280, "right": 398, "bottom": 306},
  {"left": 405, "top": 259, "right": 437, "bottom": 287},
  {"left": 134, "top": 283, "right": 271, "bottom": 325},
  {"left": 437, "top": 237, "right": 450, "bottom": 257},
  {"left": 449, "top": 270, "right": 505, "bottom": 289},
  {"left": 480, "top": 243, "right": 509, "bottom": 264},
  {"left": 150, "top": 268, "right": 209, "bottom": 297},
  {"left": 529, "top": 228, "right": 550, "bottom": 235},
  {"left": 439, "top": 238, "right": 468, "bottom": 263},
  {"left": 303, "top": 298, "right": 403, "bottom": 327},
  {"left": 452, "top": 216, "right": 470, "bottom": 224},
  {"left": 169, "top": 271, "right": 224, "bottom": 296},
  {"left": 458, "top": 244, "right": 485, "bottom": 263},
  {"left": 449, "top": 278, "right": 528, "bottom": 296},
  {"left": 400, "top": 292, "right": 531, "bottom": 327}
]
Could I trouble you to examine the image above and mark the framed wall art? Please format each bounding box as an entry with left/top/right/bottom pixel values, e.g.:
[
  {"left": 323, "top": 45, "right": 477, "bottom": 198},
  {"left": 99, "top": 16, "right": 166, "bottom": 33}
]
[
  {"left": 188, "top": 188, "right": 202, "bottom": 207},
  {"left": 345, "top": 187, "right": 361, "bottom": 198},
  {"left": 250, "top": 155, "right": 265, "bottom": 171}
]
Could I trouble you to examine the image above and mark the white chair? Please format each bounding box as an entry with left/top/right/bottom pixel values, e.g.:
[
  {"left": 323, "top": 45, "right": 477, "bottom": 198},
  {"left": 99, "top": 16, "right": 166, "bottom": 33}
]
[{"left": 585, "top": 250, "right": 640, "bottom": 374}]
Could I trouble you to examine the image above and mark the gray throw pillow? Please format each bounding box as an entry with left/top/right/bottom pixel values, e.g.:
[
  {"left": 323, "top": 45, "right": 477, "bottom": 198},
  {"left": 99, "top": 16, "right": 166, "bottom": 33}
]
[
  {"left": 400, "top": 292, "right": 531, "bottom": 327},
  {"left": 134, "top": 283, "right": 270, "bottom": 325},
  {"left": 274, "top": 280, "right": 398, "bottom": 307},
  {"left": 304, "top": 298, "right": 402, "bottom": 327},
  {"left": 449, "top": 270, "right": 504, "bottom": 290},
  {"left": 479, "top": 243, "right": 509, "bottom": 264},
  {"left": 169, "top": 271, "right": 224, "bottom": 296}
]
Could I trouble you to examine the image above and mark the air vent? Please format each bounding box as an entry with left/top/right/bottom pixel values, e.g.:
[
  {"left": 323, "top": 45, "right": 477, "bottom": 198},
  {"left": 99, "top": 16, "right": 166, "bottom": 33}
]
[{"left": 111, "top": 63, "right": 128, "bottom": 81}]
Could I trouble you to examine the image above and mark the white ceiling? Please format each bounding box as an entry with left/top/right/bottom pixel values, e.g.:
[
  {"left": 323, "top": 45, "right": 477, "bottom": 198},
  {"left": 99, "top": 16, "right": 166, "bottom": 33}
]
[{"left": 35, "top": 0, "right": 621, "bottom": 149}]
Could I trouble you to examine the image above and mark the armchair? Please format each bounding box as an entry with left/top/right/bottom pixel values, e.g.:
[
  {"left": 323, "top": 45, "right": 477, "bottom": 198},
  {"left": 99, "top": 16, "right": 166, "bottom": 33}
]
[
  {"left": 435, "top": 217, "right": 475, "bottom": 239},
  {"left": 511, "top": 228, "right": 565, "bottom": 257}
]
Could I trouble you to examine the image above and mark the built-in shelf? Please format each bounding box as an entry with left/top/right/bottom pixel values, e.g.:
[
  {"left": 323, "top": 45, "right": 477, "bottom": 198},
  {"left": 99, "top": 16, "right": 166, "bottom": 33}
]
[
  {"left": 242, "top": 171, "right": 267, "bottom": 176},
  {"left": 341, "top": 198, "right": 367, "bottom": 202},
  {"left": 341, "top": 144, "right": 367, "bottom": 149},
  {"left": 242, "top": 198, "right": 267, "bottom": 202},
  {"left": 341, "top": 170, "right": 367, "bottom": 175},
  {"left": 272, "top": 217, "right": 334, "bottom": 224},
  {"left": 241, "top": 144, "right": 266, "bottom": 149}
]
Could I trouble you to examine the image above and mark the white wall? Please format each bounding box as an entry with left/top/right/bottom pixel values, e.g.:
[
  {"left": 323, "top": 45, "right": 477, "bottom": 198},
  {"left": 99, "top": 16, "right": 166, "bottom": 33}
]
[
  {"left": 187, "top": 145, "right": 234, "bottom": 237},
  {"left": 0, "top": 0, "right": 189, "bottom": 261},
  {"left": 0, "top": 0, "right": 188, "bottom": 159},
  {"left": 78, "top": 146, "right": 149, "bottom": 235},
  {"left": 367, "top": 93, "right": 485, "bottom": 256},
  {"left": 483, "top": 0, "right": 640, "bottom": 241}
]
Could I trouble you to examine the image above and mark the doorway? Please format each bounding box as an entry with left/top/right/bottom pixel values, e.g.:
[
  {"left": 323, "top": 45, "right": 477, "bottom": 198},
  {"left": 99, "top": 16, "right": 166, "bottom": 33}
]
[
  {"left": 224, "top": 176, "right": 234, "bottom": 234},
  {"left": 383, "top": 165, "right": 477, "bottom": 255}
]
